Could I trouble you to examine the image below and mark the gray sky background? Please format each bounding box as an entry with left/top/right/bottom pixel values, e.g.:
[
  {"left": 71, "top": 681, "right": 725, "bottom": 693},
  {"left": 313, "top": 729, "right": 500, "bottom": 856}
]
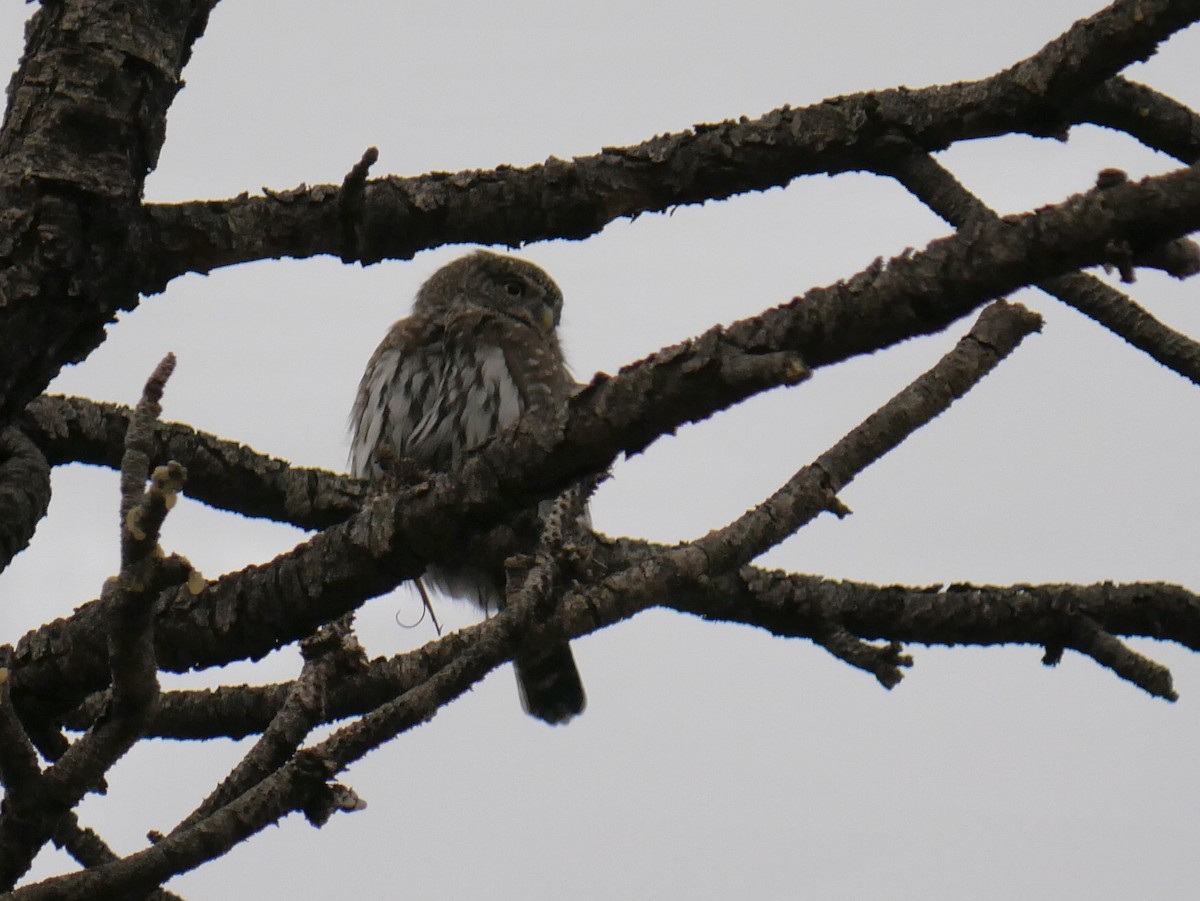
[{"left": 3, "top": 2, "right": 1200, "bottom": 898}]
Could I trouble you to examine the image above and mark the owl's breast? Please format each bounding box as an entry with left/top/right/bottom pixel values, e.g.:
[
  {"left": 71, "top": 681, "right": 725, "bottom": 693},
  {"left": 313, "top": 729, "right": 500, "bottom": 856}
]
[{"left": 450, "top": 344, "right": 523, "bottom": 451}]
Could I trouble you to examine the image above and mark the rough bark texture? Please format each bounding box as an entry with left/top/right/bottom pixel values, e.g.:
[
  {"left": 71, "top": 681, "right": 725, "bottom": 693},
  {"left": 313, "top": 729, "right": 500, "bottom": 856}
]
[
  {"left": 0, "top": 1, "right": 214, "bottom": 423},
  {"left": 2, "top": 0, "right": 1200, "bottom": 896}
]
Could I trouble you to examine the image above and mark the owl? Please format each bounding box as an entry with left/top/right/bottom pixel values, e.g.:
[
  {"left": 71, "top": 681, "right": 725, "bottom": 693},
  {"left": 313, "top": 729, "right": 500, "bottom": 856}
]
[{"left": 350, "top": 251, "right": 586, "bottom": 724}]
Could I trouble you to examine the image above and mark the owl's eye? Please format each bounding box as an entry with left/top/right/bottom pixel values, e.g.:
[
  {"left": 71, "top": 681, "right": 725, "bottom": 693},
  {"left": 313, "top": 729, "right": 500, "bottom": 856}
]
[{"left": 504, "top": 280, "right": 525, "bottom": 298}]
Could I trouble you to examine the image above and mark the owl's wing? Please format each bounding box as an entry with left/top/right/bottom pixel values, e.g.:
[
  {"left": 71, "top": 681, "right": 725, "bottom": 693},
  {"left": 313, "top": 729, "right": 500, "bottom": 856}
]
[
  {"left": 349, "top": 346, "right": 395, "bottom": 478},
  {"left": 350, "top": 312, "right": 529, "bottom": 477},
  {"left": 349, "top": 317, "right": 438, "bottom": 478}
]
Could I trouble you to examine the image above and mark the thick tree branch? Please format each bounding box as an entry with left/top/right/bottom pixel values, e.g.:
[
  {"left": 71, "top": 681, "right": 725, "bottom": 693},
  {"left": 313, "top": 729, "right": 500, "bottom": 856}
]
[
  {"left": 0, "top": 427, "right": 50, "bottom": 574},
  {"left": 0, "top": 1, "right": 216, "bottom": 420},
  {"left": 137, "top": 0, "right": 1200, "bottom": 288},
  {"left": 70, "top": 569, "right": 1200, "bottom": 743},
  {"left": 21, "top": 394, "right": 361, "bottom": 530}
]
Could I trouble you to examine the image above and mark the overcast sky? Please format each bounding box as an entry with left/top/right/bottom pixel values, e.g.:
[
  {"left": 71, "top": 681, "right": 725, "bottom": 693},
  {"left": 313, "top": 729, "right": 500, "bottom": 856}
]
[{"left": 4, "top": 2, "right": 1200, "bottom": 898}]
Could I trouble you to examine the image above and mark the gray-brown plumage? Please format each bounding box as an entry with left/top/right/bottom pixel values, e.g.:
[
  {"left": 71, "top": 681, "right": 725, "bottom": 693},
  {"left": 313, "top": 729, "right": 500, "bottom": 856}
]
[{"left": 350, "top": 251, "right": 586, "bottom": 724}]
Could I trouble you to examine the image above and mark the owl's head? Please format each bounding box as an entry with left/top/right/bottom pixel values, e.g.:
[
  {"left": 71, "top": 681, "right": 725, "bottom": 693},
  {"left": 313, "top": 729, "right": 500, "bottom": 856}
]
[{"left": 413, "top": 250, "right": 564, "bottom": 333}]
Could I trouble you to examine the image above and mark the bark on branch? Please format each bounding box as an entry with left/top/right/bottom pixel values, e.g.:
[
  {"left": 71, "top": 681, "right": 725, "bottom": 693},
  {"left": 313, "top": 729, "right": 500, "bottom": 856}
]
[
  {"left": 0, "top": 1, "right": 215, "bottom": 420},
  {"left": 137, "top": 1, "right": 1200, "bottom": 289}
]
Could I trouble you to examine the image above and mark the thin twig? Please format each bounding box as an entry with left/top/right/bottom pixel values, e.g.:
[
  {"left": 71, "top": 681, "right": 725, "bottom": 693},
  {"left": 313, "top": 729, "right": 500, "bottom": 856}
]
[
  {"left": 338, "top": 146, "right": 379, "bottom": 263},
  {"left": 0, "top": 356, "right": 184, "bottom": 891},
  {"left": 1045, "top": 615, "right": 1177, "bottom": 699},
  {"left": 170, "top": 615, "right": 367, "bottom": 835},
  {"left": 814, "top": 629, "right": 912, "bottom": 689}
]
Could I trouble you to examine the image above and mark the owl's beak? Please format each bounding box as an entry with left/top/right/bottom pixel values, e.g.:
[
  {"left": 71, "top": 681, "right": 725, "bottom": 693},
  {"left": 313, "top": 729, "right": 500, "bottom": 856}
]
[{"left": 539, "top": 306, "right": 556, "bottom": 332}]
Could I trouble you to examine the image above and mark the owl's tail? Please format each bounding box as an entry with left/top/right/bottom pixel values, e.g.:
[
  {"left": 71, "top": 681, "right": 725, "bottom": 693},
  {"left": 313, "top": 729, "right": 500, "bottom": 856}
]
[{"left": 514, "top": 641, "right": 586, "bottom": 725}]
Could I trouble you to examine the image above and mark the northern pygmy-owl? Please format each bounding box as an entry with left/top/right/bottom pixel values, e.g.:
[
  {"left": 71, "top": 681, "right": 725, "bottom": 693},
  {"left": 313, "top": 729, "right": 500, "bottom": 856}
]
[{"left": 350, "top": 251, "right": 586, "bottom": 724}]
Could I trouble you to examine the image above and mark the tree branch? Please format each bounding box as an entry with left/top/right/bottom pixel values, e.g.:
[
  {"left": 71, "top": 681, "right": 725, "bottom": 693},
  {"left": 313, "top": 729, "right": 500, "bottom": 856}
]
[
  {"left": 169, "top": 615, "right": 366, "bottom": 836},
  {"left": 881, "top": 147, "right": 1200, "bottom": 384},
  {"left": 1043, "top": 614, "right": 1177, "bottom": 699},
  {"left": 5, "top": 1, "right": 1200, "bottom": 896},
  {"left": 1080, "top": 75, "right": 1200, "bottom": 164},
  {"left": 0, "top": 648, "right": 43, "bottom": 854},
  {"left": 68, "top": 567, "right": 1199, "bottom": 744},
  {"left": 137, "top": 0, "right": 1200, "bottom": 288},
  {"left": 47, "top": 810, "right": 187, "bottom": 901},
  {"left": 0, "top": 427, "right": 50, "bottom": 574},
  {"left": 22, "top": 394, "right": 361, "bottom": 530},
  {"left": 0, "top": 355, "right": 188, "bottom": 889},
  {"left": 670, "top": 568, "right": 1200, "bottom": 661}
]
